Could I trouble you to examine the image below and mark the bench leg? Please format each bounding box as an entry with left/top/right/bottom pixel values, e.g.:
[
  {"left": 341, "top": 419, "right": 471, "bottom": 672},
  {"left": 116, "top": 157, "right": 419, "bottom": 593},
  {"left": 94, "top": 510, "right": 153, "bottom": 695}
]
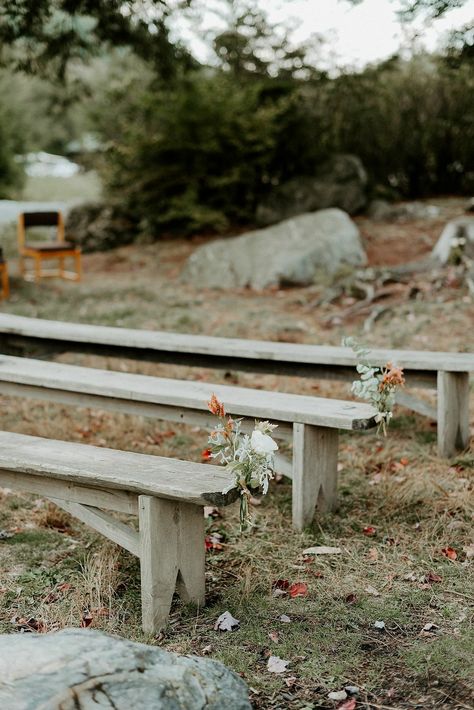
[
  {"left": 138, "top": 496, "right": 205, "bottom": 635},
  {"left": 176, "top": 501, "right": 205, "bottom": 605},
  {"left": 437, "top": 371, "right": 470, "bottom": 457},
  {"left": 292, "top": 424, "right": 339, "bottom": 531}
]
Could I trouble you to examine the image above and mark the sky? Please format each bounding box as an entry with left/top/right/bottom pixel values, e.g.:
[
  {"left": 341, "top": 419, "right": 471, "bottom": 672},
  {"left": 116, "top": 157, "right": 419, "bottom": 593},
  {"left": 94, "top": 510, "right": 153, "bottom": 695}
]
[{"left": 177, "top": 0, "right": 474, "bottom": 70}]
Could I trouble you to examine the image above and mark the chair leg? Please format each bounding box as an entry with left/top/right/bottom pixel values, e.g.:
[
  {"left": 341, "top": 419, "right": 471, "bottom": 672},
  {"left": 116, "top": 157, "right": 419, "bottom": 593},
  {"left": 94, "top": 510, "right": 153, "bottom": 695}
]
[
  {"left": 75, "top": 251, "right": 82, "bottom": 282},
  {"left": 34, "top": 254, "right": 41, "bottom": 282},
  {"left": 19, "top": 255, "right": 25, "bottom": 278},
  {"left": 0, "top": 265, "right": 9, "bottom": 299}
]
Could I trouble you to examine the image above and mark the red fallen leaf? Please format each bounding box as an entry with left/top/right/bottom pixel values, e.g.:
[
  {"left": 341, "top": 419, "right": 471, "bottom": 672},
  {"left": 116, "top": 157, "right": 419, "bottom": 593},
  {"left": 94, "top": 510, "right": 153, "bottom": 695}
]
[
  {"left": 201, "top": 448, "right": 213, "bottom": 461},
  {"left": 400, "top": 457, "right": 410, "bottom": 466},
  {"left": 338, "top": 698, "right": 356, "bottom": 710},
  {"left": 289, "top": 582, "right": 308, "bottom": 598},
  {"left": 363, "top": 526, "right": 377, "bottom": 537},
  {"left": 57, "top": 582, "right": 72, "bottom": 593},
  {"left": 425, "top": 571, "right": 443, "bottom": 584},
  {"left": 272, "top": 579, "right": 290, "bottom": 591},
  {"left": 205, "top": 535, "right": 224, "bottom": 552},
  {"left": 441, "top": 547, "right": 457, "bottom": 560}
]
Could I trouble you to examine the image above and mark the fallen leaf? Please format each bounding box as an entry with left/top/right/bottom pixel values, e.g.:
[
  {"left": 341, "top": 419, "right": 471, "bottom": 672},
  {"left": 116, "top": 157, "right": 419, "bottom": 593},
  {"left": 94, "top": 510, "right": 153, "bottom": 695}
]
[
  {"left": 57, "top": 582, "right": 72, "bottom": 593},
  {"left": 285, "top": 676, "right": 297, "bottom": 688},
  {"left": 289, "top": 582, "right": 308, "bottom": 598},
  {"left": 214, "top": 610, "right": 240, "bottom": 632},
  {"left": 345, "top": 593, "right": 357, "bottom": 605},
  {"left": 0, "top": 529, "right": 14, "bottom": 540},
  {"left": 441, "top": 547, "right": 457, "bottom": 560},
  {"left": 328, "top": 690, "right": 347, "bottom": 701},
  {"left": 267, "top": 655, "right": 289, "bottom": 673},
  {"left": 201, "top": 644, "right": 213, "bottom": 654},
  {"left": 424, "top": 571, "right": 442, "bottom": 584},
  {"left": 374, "top": 620, "right": 385, "bottom": 630},
  {"left": 279, "top": 614, "right": 292, "bottom": 623},
  {"left": 268, "top": 631, "right": 279, "bottom": 643},
  {"left": 363, "top": 526, "right": 377, "bottom": 537},
  {"left": 365, "top": 585, "right": 380, "bottom": 596},
  {"left": 302, "top": 546, "right": 341, "bottom": 555},
  {"left": 338, "top": 698, "right": 356, "bottom": 710}
]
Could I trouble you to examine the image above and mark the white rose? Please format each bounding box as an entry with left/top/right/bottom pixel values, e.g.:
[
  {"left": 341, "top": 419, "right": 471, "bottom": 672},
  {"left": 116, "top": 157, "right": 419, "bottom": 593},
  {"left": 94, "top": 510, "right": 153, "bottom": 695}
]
[{"left": 250, "top": 429, "right": 278, "bottom": 456}]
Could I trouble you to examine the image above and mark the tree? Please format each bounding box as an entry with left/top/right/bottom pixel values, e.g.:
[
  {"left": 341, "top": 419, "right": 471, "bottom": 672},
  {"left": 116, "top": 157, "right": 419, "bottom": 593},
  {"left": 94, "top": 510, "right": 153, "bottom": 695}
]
[{"left": 0, "top": 0, "right": 195, "bottom": 79}]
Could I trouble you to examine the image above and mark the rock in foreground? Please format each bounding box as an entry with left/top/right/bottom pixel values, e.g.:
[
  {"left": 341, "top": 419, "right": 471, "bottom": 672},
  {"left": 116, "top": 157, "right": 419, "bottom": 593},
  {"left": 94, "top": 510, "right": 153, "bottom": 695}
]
[
  {"left": 183, "top": 208, "right": 367, "bottom": 289},
  {"left": 0, "top": 629, "right": 251, "bottom": 710}
]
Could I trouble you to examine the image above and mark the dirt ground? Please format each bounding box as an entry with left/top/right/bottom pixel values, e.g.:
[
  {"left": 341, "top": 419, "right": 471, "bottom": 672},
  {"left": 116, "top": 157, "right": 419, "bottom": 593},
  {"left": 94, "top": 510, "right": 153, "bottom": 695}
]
[{"left": 0, "top": 197, "right": 473, "bottom": 709}]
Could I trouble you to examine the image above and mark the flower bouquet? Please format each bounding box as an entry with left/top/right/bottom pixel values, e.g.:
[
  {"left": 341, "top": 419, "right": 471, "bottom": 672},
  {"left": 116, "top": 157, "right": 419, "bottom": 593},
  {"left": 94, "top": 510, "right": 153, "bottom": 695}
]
[
  {"left": 204, "top": 394, "right": 278, "bottom": 530},
  {"left": 343, "top": 337, "right": 405, "bottom": 435}
]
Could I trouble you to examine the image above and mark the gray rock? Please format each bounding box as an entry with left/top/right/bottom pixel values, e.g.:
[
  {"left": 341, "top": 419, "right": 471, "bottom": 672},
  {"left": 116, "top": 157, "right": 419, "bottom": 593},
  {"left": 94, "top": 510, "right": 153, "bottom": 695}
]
[
  {"left": 465, "top": 197, "right": 474, "bottom": 213},
  {"left": 66, "top": 202, "right": 138, "bottom": 253},
  {"left": 257, "top": 154, "right": 367, "bottom": 225},
  {"left": 367, "top": 200, "right": 440, "bottom": 222},
  {"left": 0, "top": 628, "right": 251, "bottom": 710},
  {"left": 183, "top": 208, "right": 367, "bottom": 290},
  {"left": 432, "top": 217, "right": 474, "bottom": 265}
]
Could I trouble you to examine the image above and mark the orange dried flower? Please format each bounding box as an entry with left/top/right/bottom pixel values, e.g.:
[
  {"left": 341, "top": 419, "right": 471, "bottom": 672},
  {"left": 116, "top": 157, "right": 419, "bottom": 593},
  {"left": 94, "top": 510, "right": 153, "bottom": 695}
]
[
  {"left": 380, "top": 362, "right": 405, "bottom": 389},
  {"left": 208, "top": 394, "right": 225, "bottom": 417}
]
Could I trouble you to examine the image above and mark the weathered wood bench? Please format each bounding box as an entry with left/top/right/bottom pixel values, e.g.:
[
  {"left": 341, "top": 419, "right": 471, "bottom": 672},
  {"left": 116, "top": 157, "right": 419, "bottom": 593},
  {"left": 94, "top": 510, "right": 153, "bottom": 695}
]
[
  {"left": 0, "top": 314, "right": 470, "bottom": 458},
  {"left": 0, "top": 430, "right": 237, "bottom": 634},
  {"left": 0, "top": 354, "right": 377, "bottom": 530}
]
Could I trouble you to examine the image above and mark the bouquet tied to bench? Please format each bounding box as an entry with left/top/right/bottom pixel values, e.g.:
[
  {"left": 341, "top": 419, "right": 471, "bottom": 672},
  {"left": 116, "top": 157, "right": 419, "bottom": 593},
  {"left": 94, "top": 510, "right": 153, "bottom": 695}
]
[{"left": 205, "top": 394, "right": 278, "bottom": 530}]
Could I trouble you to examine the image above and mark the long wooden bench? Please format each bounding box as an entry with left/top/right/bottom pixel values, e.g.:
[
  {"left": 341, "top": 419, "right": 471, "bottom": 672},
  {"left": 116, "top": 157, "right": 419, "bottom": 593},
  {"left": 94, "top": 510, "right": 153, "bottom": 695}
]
[
  {"left": 0, "top": 314, "right": 471, "bottom": 457},
  {"left": 0, "top": 354, "right": 377, "bottom": 530},
  {"left": 0, "top": 430, "right": 237, "bottom": 633}
]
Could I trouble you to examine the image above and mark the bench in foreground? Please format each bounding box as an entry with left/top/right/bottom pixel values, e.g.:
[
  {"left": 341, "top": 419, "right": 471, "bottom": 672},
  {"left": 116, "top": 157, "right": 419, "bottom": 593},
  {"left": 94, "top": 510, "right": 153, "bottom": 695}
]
[
  {"left": 0, "top": 354, "right": 377, "bottom": 530},
  {"left": 0, "top": 314, "right": 471, "bottom": 457},
  {"left": 0, "top": 431, "right": 237, "bottom": 633}
]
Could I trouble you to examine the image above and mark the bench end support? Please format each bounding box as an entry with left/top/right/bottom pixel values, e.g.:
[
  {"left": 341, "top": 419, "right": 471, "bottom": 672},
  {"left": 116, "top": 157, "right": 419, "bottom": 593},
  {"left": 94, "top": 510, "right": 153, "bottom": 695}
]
[{"left": 292, "top": 424, "right": 339, "bottom": 531}]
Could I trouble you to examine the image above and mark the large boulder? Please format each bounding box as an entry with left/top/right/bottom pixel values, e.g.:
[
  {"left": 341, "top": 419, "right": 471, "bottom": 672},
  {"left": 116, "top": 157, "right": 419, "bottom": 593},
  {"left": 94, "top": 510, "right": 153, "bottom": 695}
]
[
  {"left": 367, "top": 200, "right": 440, "bottom": 222},
  {"left": 256, "top": 154, "right": 368, "bottom": 225},
  {"left": 0, "top": 628, "right": 251, "bottom": 710},
  {"left": 183, "top": 208, "right": 367, "bottom": 290},
  {"left": 432, "top": 216, "right": 474, "bottom": 265},
  {"left": 66, "top": 202, "right": 138, "bottom": 253}
]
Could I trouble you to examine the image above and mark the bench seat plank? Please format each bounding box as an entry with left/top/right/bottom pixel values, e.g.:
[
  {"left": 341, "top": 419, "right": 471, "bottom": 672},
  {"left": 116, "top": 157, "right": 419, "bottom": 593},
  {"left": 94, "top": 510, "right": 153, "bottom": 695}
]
[
  {"left": 0, "top": 354, "right": 377, "bottom": 430},
  {"left": 0, "top": 314, "right": 472, "bottom": 373},
  {"left": 0, "top": 431, "right": 237, "bottom": 508}
]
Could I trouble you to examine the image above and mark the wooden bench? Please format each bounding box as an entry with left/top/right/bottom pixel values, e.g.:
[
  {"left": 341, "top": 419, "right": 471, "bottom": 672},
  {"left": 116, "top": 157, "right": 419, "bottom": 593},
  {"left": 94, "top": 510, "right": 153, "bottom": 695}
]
[
  {"left": 0, "top": 354, "right": 377, "bottom": 530},
  {"left": 0, "top": 430, "right": 237, "bottom": 634},
  {"left": 0, "top": 314, "right": 470, "bottom": 458}
]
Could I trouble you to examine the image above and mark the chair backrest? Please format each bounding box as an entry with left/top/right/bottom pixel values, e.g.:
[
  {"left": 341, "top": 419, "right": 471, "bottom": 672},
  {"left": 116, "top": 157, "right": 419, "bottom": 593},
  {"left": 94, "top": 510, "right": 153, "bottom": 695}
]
[{"left": 18, "top": 211, "right": 65, "bottom": 249}]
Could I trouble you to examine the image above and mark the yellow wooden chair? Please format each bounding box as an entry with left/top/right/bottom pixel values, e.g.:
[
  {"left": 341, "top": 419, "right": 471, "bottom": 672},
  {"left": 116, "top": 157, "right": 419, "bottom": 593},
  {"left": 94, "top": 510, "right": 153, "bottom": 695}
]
[
  {"left": 0, "top": 248, "right": 9, "bottom": 299},
  {"left": 18, "top": 211, "right": 81, "bottom": 282}
]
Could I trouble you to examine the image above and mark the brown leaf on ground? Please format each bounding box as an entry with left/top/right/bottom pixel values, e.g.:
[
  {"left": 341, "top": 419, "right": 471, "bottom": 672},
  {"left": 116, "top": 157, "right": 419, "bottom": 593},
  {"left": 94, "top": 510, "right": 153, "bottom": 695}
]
[
  {"left": 363, "top": 526, "right": 377, "bottom": 537},
  {"left": 441, "top": 547, "right": 458, "bottom": 560}
]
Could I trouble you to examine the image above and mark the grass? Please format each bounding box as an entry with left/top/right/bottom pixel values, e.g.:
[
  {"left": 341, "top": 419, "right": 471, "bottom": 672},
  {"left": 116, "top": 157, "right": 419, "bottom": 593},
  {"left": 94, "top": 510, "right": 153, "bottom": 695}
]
[{"left": 0, "top": 196, "right": 473, "bottom": 708}]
